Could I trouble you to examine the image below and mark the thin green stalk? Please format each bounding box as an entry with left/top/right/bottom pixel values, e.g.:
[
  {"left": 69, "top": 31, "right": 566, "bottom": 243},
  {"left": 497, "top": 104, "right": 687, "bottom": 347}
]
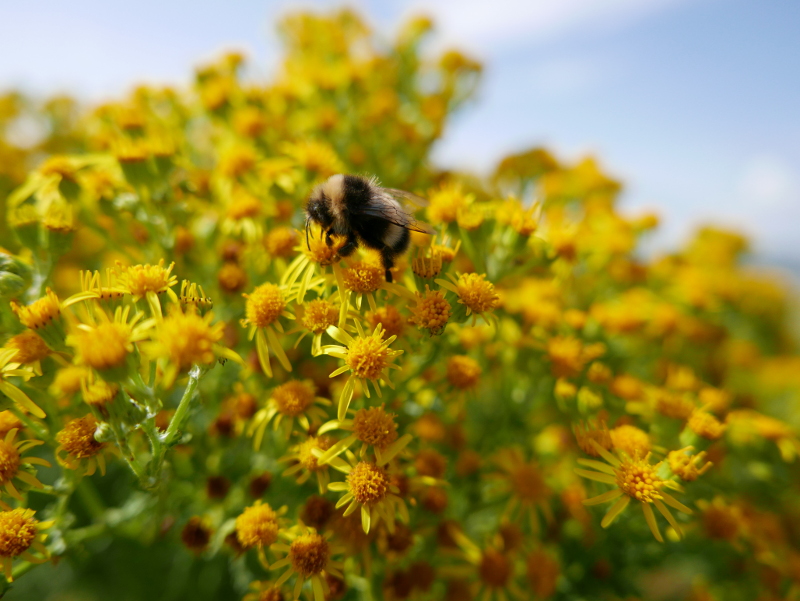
[{"left": 146, "top": 364, "right": 206, "bottom": 484}]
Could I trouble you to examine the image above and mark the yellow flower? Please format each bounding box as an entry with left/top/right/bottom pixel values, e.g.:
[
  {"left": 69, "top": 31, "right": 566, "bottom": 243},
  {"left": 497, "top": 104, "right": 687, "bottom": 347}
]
[
  {"left": 408, "top": 286, "right": 451, "bottom": 336},
  {"left": 315, "top": 404, "right": 413, "bottom": 465},
  {"left": 55, "top": 415, "right": 111, "bottom": 476},
  {"left": 242, "top": 581, "right": 286, "bottom": 601},
  {"left": 269, "top": 527, "right": 345, "bottom": 601},
  {"left": 546, "top": 336, "right": 589, "bottom": 379},
  {"left": 443, "top": 528, "right": 527, "bottom": 601},
  {"left": 426, "top": 181, "right": 470, "bottom": 224},
  {"left": 235, "top": 500, "right": 287, "bottom": 567},
  {"left": 327, "top": 454, "right": 408, "bottom": 534},
  {"left": 67, "top": 306, "right": 154, "bottom": 378},
  {"left": 0, "top": 349, "right": 45, "bottom": 418},
  {"left": 0, "top": 507, "right": 54, "bottom": 581},
  {"left": 365, "top": 305, "right": 406, "bottom": 340},
  {"left": 343, "top": 260, "right": 385, "bottom": 311},
  {"left": 249, "top": 380, "right": 331, "bottom": 447},
  {"left": 0, "top": 428, "right": 51, "bottom": 500},
  {"left": 281, "top": 224, "right": 345, "bottom": 304},
  {"left": 487, "top": 448, "right": 553, "bottom": 534},
  {"left": 609, "top": 424, "right": 651, "bottom": 459},
  {"left": 63, "top": 269, "right": 125, "bottom": 307},
  {"left": 280, "top": 435, "right": 336, "bottom": 494},
  {"left": 265, "top": 226, "right": 298, "bottom": 259},
  {"left": 687, "top": 410, "right": 726, "bottom": 440},
  {"left": 180, "top": 516, "right": 213, "bottom": 555},
  {"left": 241, "top": 283, "right": 294, "bottom": 378},
  {"left": 10, "top": 288, "right": 66, "bottom": 349},
  {"left": 576, "top": 440, "right": 693, "bottom": 542},
  {"left": 667, "top": 447, "right": 712, "bottom": 481},
  {"left": 115, "top": 260, "right": 179, "bottom": 318},
  {"left": 446, "top": 355, "right": 482, "bottom": 391},
  {"left": 437, "top": 272, "right": 499, "bottom": 326},
  {"left": 322, "top": 322, "right": 404, "bottom": 420},
  {"left": 147, "top": 306, "right": 241, "bottom": 388},
  {"left": 3, "top": 331, "right": 49, "bottom": 375},
  {"left": 292, "top": 298, "right": 340, "bottom": 356}
]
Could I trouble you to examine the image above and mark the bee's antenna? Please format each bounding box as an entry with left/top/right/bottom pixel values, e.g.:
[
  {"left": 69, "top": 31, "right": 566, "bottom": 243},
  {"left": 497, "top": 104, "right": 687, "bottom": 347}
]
[{"left": 305, "top": 217, "right": 311, "bottom": 250}]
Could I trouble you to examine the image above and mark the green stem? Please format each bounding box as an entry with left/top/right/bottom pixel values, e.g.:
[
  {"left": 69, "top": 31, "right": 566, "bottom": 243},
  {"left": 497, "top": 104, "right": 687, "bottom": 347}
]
[
  {"left": 76, "top": 479, "right": 106, "bottom": 521},
  {"left": 108, "top": 419, "right": 146, "bottom": 483},
  {"left": 63, "top": 522, "right": 108, "bottom": 546},
  {"left": 146, "top": 364, "right": 206, "bottom": 485}
]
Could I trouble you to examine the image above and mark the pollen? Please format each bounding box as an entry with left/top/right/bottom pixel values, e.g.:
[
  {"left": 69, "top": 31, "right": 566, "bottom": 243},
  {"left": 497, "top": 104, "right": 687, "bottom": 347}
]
[
  {"left": 157, "top": 309, "right": 224, "bottom": 369},
  {"left": 0, "top": 508, "right": 38, "bottom": 558},
  {"left": 346, "top": 336, "right": 392, "bottom": 380},
  {"left": 615, "top": 457, "right": 664, "bottom": 503},
  {"left": 289, "top": 532, "right": 330, "bottom": 577},
  {"left": 366, "top": 306, "right": 405, "bottom": 339},
  {"left": 409, "top": 287, "right": 451, "bottom": 335},
  {"left": 304, "top": 234, "right": 341, "bottom": 266},
  {"left": 479, "top": 549, "right": 512, "bottom": 588},
  {"left": 302, "top": 299, "right": 338, "bottom": 334},
  {"left": 265, "top": 226, "right": 297, "bottom": 258},
  {"left": 610, "top": 425, "right": 651, "bottom": 459},
  {"left": 244, "top": 283, "right": 286, "bottom": 328},
  {"left": 10, "top": 288, "right": 61, "bottom": 330},
  {"left": 446, "top": 355, "right": 481, "bottom": 390},
  {"left": 56, "top": 415, "right": 104, "bottom": 459},
  {"left": 273, "top": 380, "right": 316, "bottom": 416},
  {"left": 74, "top": 322, "right": 132, "bottom": 370},
  {"left": 117, "top": 260, "right": 177, "bottom": 298},
  {"left": 235, "top": 501, "right": 280, "bottom": 549},
  {"left": 353, "top": 406, "right": 398, "bottom": 449},
  {"left": 347, "top": 461, "right": 390, "bottom": 504},
  {"left": 0, "top": 441, "right": 20, "bottom": 484},
  {"left": 455, "top": 273, "right": 499, "bottom": 315},
  {"left": 343, "top": 261, "right": 384, "bottom": 294},
  {"left": 5, "top": 331, "right": 49, "bottom": 364}
]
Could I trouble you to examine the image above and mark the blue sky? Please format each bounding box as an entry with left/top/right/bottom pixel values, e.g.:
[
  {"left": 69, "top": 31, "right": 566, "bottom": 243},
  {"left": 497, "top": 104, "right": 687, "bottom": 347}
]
[{"left": 1, "top": 0, "right": 798, "bottom": 263}]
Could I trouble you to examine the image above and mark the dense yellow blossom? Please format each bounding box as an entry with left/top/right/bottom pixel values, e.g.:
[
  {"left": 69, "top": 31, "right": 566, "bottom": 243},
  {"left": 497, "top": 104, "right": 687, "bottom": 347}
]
[{"left": 0, "top": 8, "right": 797, "bottom": 600}]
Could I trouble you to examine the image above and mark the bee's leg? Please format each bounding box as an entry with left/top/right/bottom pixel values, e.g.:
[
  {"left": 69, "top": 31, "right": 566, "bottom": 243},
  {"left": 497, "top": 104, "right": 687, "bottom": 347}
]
[
  {"left": 337, "top": 231, "right": 359, "bottom": 257},
  {"left": 325, "top": 229, "right": 334, "bottom": 247},
  {"left": 380, "top": 249, "right": 395, "bottom": 283}
]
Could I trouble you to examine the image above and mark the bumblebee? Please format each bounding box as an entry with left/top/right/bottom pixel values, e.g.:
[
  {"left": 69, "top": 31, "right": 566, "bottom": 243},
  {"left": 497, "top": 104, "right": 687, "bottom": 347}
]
[{"left": 305, "top": 174, "right": 431, "bottom": 282}]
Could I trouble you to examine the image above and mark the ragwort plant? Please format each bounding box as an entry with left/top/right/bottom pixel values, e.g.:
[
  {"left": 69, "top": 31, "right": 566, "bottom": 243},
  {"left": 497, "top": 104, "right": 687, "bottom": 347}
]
[{"left": 0, "top": 9, "right": 799, "bottom": 601}]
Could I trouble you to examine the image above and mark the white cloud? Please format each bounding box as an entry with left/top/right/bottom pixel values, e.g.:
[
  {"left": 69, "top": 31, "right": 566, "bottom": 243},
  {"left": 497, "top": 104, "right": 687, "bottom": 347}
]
[
  {"left": 402, "top": 0, "right": 693, "bottom": 52},
  {"left": 738, "top": 155, "right": 798, "bottom": 210}
]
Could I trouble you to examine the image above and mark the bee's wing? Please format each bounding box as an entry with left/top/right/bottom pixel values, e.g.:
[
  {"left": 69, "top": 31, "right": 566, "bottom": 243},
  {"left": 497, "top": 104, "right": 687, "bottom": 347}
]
[
  {"left": 357, "top": 189, "right": 434, "bottom": 234},
  {"left": 383, "top": 187, "right": 429, "bottom": 208}
]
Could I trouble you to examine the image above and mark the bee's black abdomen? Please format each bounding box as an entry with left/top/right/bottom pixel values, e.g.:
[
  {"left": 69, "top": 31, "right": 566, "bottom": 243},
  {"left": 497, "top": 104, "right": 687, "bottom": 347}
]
[{"left": 341, "top": 175, "right": 374, "bottom": 211}]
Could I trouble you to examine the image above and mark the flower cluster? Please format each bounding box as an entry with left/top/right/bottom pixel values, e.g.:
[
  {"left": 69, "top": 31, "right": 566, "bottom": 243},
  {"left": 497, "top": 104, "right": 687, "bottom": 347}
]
[{"left": 0, "top": 8, "right": 797, "bottom": 601}]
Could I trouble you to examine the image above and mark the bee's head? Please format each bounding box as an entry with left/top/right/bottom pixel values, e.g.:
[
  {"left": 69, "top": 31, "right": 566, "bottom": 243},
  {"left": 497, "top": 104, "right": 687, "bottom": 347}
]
[{"left": 305, "top": 186, "right": 334, "bottom": 248}]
